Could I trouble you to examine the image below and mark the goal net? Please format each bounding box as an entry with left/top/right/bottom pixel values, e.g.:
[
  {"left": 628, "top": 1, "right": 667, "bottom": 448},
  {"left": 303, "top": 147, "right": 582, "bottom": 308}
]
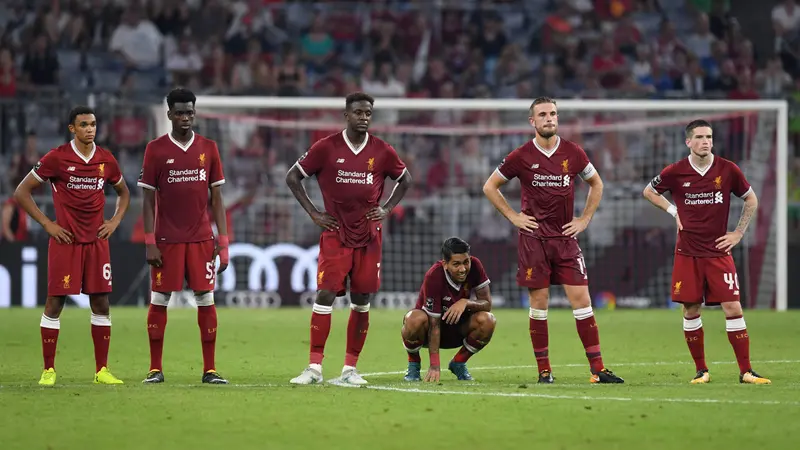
[{"left": 154, "top": 98, "right": 788, "bottom": 311}]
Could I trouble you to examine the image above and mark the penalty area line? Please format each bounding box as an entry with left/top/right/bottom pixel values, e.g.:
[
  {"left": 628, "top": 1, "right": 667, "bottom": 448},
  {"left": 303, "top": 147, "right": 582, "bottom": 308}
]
[
  {"left": 365, "top": 385, "right": 800, "bottom": 406},
  {"left": 359, "top": 359, "right": 800, "bottom": 377}
]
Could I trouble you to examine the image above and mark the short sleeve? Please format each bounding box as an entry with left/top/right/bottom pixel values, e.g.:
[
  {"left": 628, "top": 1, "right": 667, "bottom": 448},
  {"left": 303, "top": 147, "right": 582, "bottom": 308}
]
[
  {"left": 209, "top": 142, "right": 225, "bottom": 187},
  {"left": 383, "top": 144, "right": 408, "bottom": 180},
  {"left": 729, "top": 163, "right": 753, "bottom": 199},
  {"left": 295, "top": 139, "right": 327, "bottom": 178},
  {"left": 576, "top": 146, "right": 597, "bottom": 180},
  {"left": 495, "top": 149, "right": 523, "bottom": 181},
  {"left": 468, "top": 257, "right": 491, "bottom": 291},
  {"left": 106, "top": 155, "right": 124, "bottom": 186},
  {"left": 31, "top": 150, "right": 59, "bottom": 183},
  {"left": 421, "top": 273, "right": 443, "bottom": 318},
  {"left": 648, "top": 164, "right": 674, "bottom": 195},
  {"left": 137, "top": 142, "right": 159, "bottom": 191}
]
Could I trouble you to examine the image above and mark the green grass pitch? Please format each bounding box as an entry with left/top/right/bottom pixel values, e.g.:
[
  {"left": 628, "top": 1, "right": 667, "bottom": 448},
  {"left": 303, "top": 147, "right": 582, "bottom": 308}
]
[{"left": 1, "top": 307, "right": 799, "bottom": 449}]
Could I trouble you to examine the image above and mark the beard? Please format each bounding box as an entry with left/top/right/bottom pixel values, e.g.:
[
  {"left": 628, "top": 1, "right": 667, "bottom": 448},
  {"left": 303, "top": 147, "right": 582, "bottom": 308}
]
[{"left": 536, "top": 125, "right": 557, "bottom": 138}]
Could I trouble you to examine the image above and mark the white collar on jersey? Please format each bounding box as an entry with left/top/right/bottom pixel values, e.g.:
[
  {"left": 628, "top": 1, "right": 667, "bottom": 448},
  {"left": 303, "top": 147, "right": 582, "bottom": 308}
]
[
  {"left": 532, "top": 135, "right": 561, "bottom": 158},
  {"left": 444, "top": 267, "right": 462, "bottom": 291},
  {"left": 688, "top": 153, "right": 715, "bottom": 177},
  {"left": 168, "top": 131, "right": 195, "bottom": 152},
  {"left": 70, "top": 140, "right": 96, "bottom": 164},
  {"left": 342, "top": 129, "right": 369, "bottom": 156}
]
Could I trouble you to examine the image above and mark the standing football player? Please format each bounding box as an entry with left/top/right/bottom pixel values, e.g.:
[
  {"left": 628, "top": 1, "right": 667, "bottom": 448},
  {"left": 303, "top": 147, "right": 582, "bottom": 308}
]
[
  {"left": 138, "top": 88, "right": 230, "bottom": 385},
  {"left": 401, "top": 237, "right": 495, "bottom": 382},
  {"left": 643, "top": 119, "right": 770, "bottom": 385},
  {"left": 14, "top": 106, "right": 130, "bottom": 386},
  {"left": 286, "top": 92, "right": 412, "bottom": 385},
  {"left": 483, "top": 97, "right": 624, "bottom": 384}
]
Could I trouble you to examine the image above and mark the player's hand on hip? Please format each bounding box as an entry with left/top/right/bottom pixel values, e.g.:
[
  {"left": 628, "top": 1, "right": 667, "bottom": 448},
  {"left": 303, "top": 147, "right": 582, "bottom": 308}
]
[
  {"left": 146, "top": 244, "right": 163, "bottom": 267},
  {"left": 44, "top": 222, "right": 73, "bottom": 244},
  {"left": 311, "top": 211, "right": 339, "bottom": 231},
  {"left": 715, "top": 230, "right": 743, "bottom": 253},
  {"left": 562, "top": 216, "right": 589, "bottom": 237},
  {"left": 213, "top": 244, "right": 229, "bottom": 274},
  {"left": 365, "top": 206, "right": 389, "bottom": 221},
  {"left": 97, "top": 219, "right": 120, "bottom": 240},
  {"left": 511, "top": 212, "right": 538, "bottom": 232},
  {"left": 424, "top": 366, "right": 440, "bottom": 382},
  {"left": 442, "top": 299, "right": 468, "bottom": 325}
]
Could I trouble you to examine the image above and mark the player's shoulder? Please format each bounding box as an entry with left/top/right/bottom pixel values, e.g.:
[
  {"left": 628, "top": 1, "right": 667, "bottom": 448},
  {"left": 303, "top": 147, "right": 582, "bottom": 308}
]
[
  {"left": 424, "top": 261, "right": 445, "bottom": 282},
  {"left": 559, "top": 136, "right": 584, "bottom": 152},
  {"left": 368, "top": 133, "right": 395, "bottom": 151},
  {"left": 715, "top": 156, "right": 742, "bottom": 172},
  {"left": 469, "top": 255, "right": 484, "bottom": 267},
  {"left": 193, "top": 133, "right": 217, "bottom": 147},
  {"left": 94, "top": 144, "right": 116, "bottom": 158},
  {"left": 146, "top": 134, "right": 172, "bottom": 151}
]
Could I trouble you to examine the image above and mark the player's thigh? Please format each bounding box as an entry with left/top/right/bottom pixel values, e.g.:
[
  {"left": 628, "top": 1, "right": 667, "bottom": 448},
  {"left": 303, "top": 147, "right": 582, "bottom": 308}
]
[
  {"left": 461, "top": 311, "right": 495, "bottom": 335},
  {"left": 151, "top": 243, "right": 186, "bottom": 292},
  {"left": 350, "top": 231, "right": 382, "bottom": 294},
  {"left": 702, "top": 255, "right": 741, "bottom": 305},
  {"left": 516, "top": 234, "right": 551, "bottom": 289},
  {"left": 317, "top": 231, "right": 354, "bottom": 293},
  {"left": 402, "top": 309, "right": 429, "bottom": 334},
  {"left": 82, "top": 239, "right": 113, "bottom": 295},
  {"left": 549, "top": 239, "right": 589, "bottom": 287},
  {"left": 423, "top": 324, "right": 464, "bottom": 349},
  {"left": 671, "top": 254, "right": 703, "bottom": 304},
  {"left": 185, "top": 240, "right": 217, "bottom": 292},
  {"left": 47, "top": 238, "right": 82, "bottom": 296}
]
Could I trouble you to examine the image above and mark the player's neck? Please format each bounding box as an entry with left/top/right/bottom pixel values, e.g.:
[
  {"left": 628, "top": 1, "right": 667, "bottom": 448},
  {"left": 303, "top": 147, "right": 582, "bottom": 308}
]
[
  {"left": 345, "top": 128, "right": 366, "bottom": 146},
  {"left": 689, "top": 152, "right": 714, "bottom": 169},
  {"left": 534, "top": 134, "right": 558, "bottom": 150},
  {"left": 171, "top": 129, "right": 194, "bottom": 144},
  {"left": 72, "top": 139, "right": 94, "bottom": 156}
]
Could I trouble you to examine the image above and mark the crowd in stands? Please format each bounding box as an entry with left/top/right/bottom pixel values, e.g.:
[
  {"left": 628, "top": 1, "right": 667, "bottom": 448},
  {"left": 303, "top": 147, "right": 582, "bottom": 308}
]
[{"left": 0, "top": 0, "right": 797, "bottom": 243}]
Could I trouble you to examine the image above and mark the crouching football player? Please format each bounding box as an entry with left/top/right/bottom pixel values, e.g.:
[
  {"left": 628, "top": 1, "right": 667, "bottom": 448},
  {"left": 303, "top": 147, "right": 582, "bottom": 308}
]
[{"left": 401, "top": 237, "right": 495, "bottom": 382}]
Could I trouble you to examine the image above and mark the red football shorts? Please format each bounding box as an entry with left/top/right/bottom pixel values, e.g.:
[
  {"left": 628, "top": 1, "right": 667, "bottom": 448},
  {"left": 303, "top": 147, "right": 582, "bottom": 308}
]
[
  {"left": 48, "top": 238, "right": 112, "bottom": 296},
  {"left": 150, "top": 240, "right": 216, "bottom": 293},
  {"left": 317, "top": 229, "right": 382, "bottom": 294},
  {"left": 671, "top": 253, "right": 740, "bottom": 305},
  {"left": 517, "top": 234, "right": 588, "bottom": 289},
  {"left": 405, "top": 310, "right": 473, "bottom": 349}
]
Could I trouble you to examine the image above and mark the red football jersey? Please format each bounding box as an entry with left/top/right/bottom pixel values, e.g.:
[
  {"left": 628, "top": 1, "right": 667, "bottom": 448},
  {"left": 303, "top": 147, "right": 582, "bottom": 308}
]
[
  {"left": 495, "top": 136, "right": 597, "bottom": 239},
  {"left": 32, "top": 141, "right": 123, "bottom": 243},
  {"left": 138, "top": 132, "right": 225, "bottom": 243},
  {"left": 415, "top": 256, "right": 491, "bottom": 318},
  {"left": 649, "top": 155, "right": 752, "bottom": 257},
  {"left": 295, "top": 130, "right": 407, "bottom": 248}
]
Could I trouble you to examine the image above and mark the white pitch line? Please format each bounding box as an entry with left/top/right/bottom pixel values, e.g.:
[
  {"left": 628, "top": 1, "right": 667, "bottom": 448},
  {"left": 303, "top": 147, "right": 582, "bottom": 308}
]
[
  {"left": 359, "top": 359, "right": 800, "bottom": 377},
  {"left": 365, "top": 385, "right": 800, "bottom": 406}
]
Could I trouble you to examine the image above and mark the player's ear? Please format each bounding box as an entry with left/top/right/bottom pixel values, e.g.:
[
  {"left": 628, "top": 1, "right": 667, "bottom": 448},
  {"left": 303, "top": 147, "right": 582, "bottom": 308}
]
[{"left": 68, "top": 123, "right": 75, "bottom": 134}]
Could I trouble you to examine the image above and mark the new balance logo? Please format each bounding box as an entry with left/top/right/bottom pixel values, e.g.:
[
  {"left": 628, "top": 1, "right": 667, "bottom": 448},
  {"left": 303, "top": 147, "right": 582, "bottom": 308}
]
[
  {"left": 67, "top": 166, "right": 75, "bottom": 171},
  {"left": 531, "top": 164, "right": 540, "bottom": 169},
  {"left": 166, "top": 159, "right": 175, "bottom": 164},
  {"left": 683, "top": 182, "right": 691, "bottom": 187},
  {"left": 336, "top": 158, "right": 345, "bottom": 163}
]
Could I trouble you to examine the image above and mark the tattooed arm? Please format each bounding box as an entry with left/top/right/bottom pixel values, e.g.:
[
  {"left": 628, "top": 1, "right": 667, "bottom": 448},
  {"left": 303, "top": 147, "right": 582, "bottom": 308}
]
[{"left": 716, "top": 191, "right": 758, "bottom": 253}]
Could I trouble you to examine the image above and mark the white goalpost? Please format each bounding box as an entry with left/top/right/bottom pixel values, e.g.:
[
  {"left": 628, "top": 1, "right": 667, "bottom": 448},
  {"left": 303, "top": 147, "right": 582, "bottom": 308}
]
[{"left": 153, "top": 97, "right": 788, "bottom": 311}]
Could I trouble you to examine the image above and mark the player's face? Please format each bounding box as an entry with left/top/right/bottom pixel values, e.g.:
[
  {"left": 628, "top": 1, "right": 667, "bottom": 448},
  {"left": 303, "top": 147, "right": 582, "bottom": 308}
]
[
  {"left": 168, "top": 102, "right": 195, "bottom": 131},
  {"left": 530, "top": 103, "right": 558, "bottom": 138},
  {"left": 68, "top": 114, "right": 96, "bottom": 144},
  {"left": 686, "top": 126, "right": 713, "bottom": 158},
  {"left": 345, "top": 101, "right": 372, "bottom": 133},
  {"left": 443, "top": 253, "right": 471, "bottom": 284}
]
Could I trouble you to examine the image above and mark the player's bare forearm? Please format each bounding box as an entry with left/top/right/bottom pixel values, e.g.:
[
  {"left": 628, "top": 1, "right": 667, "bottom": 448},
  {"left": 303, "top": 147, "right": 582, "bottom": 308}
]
[
  {"left": 142, "top": 188, "right": 156, "bottom": 234},
  {"left": 381, "top": 172, "right": 412, "bottom": 211},
  {"left": 642, "top": 186, "right": 673, "bottom": 212},
  {"left": 580, "top": 174, "right": 603, "bottom": 221},
  {"left": 483, "top": 173, "right": 517, "bottom": 221},
  {"left": 286, "top": 166, "right": 321, "bottom": 217},
  {"left": 210, "top": 185, "right": 228, "bottom": 236},
  {"left": 735, "top": 193, "right": 758, "bottom": 235},
  {"left": 110, "top": 181, "right": 130, "bottom": 224},
  {"left": 13, "top": 174, "right": 52, "bottom": 228},
  {"left": 427, "top": 316, "right": 441, "bottom": 363},
  {"left": 466, "top": 286, "right": 492, "bottom": 312}
]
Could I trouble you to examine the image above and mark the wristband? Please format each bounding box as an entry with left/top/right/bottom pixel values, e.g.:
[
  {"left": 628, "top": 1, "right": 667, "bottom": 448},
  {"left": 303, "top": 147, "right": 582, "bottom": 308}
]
[
  {"left": 430, "top": 353, "right": 440, "bottom": 367},
  {"left": 666, "top": 204, "right": 677, "bottom": 218},
  {"left": 144, "top": 233, "right": 156, "bottom": 245},
  {"left": 218, "top": 235, "right": 229, "bottom": 247}
]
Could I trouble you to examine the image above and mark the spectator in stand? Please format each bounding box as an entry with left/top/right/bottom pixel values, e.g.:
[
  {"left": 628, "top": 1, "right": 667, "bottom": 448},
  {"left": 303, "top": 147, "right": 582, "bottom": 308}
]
[
  {"left": 21, "top": 34, "right": 59, "bottom": 89},
  {"left": 1, "top": 196, "right": 27, "bottom": 242},
  {"left": 0, "top": 47, "right": 16, "bottom": 97},
  {"left": 108, "top": 7, "right": 164, "bottom": 71}
]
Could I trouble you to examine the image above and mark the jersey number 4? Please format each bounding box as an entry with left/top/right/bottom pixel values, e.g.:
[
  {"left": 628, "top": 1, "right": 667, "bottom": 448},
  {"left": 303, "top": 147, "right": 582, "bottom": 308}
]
[{"left": 723, "top": 272, "right": 740, "bottom": 292}]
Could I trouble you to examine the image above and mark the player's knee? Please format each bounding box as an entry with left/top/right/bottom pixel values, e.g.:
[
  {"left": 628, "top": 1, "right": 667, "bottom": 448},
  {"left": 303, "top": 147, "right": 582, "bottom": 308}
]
[
  {"left": 44, "top": 296, "right": 66, "bottom": 318},
  {"left": 528, "top": 288, "right": 549, "bottom": 309},
  {"left": 682, "top": 303, "right": 702, "bottom": 317},
  {"left": 473, "top": 311, "right": 497, "bottom": 337},
  {"left": 721, "top": 301, "right": 743, "bottom": 317},
  {"left": 150, "top": 291, "right": 171, "bottom": 307},
  {"left": 315, "top": 290, "right": 337, "bottom": 307},
  {"left": 89, "top": 295, "right": 110, "bottom": 315},
  {"left": 350, "top": 292, "right": 372, "bottom": 307},
  {"left": 194, "top": 291, "right": 214, "bottom": 307},
  {"left": 402, "top": 310, "right": 428, "bottom": 335}
]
